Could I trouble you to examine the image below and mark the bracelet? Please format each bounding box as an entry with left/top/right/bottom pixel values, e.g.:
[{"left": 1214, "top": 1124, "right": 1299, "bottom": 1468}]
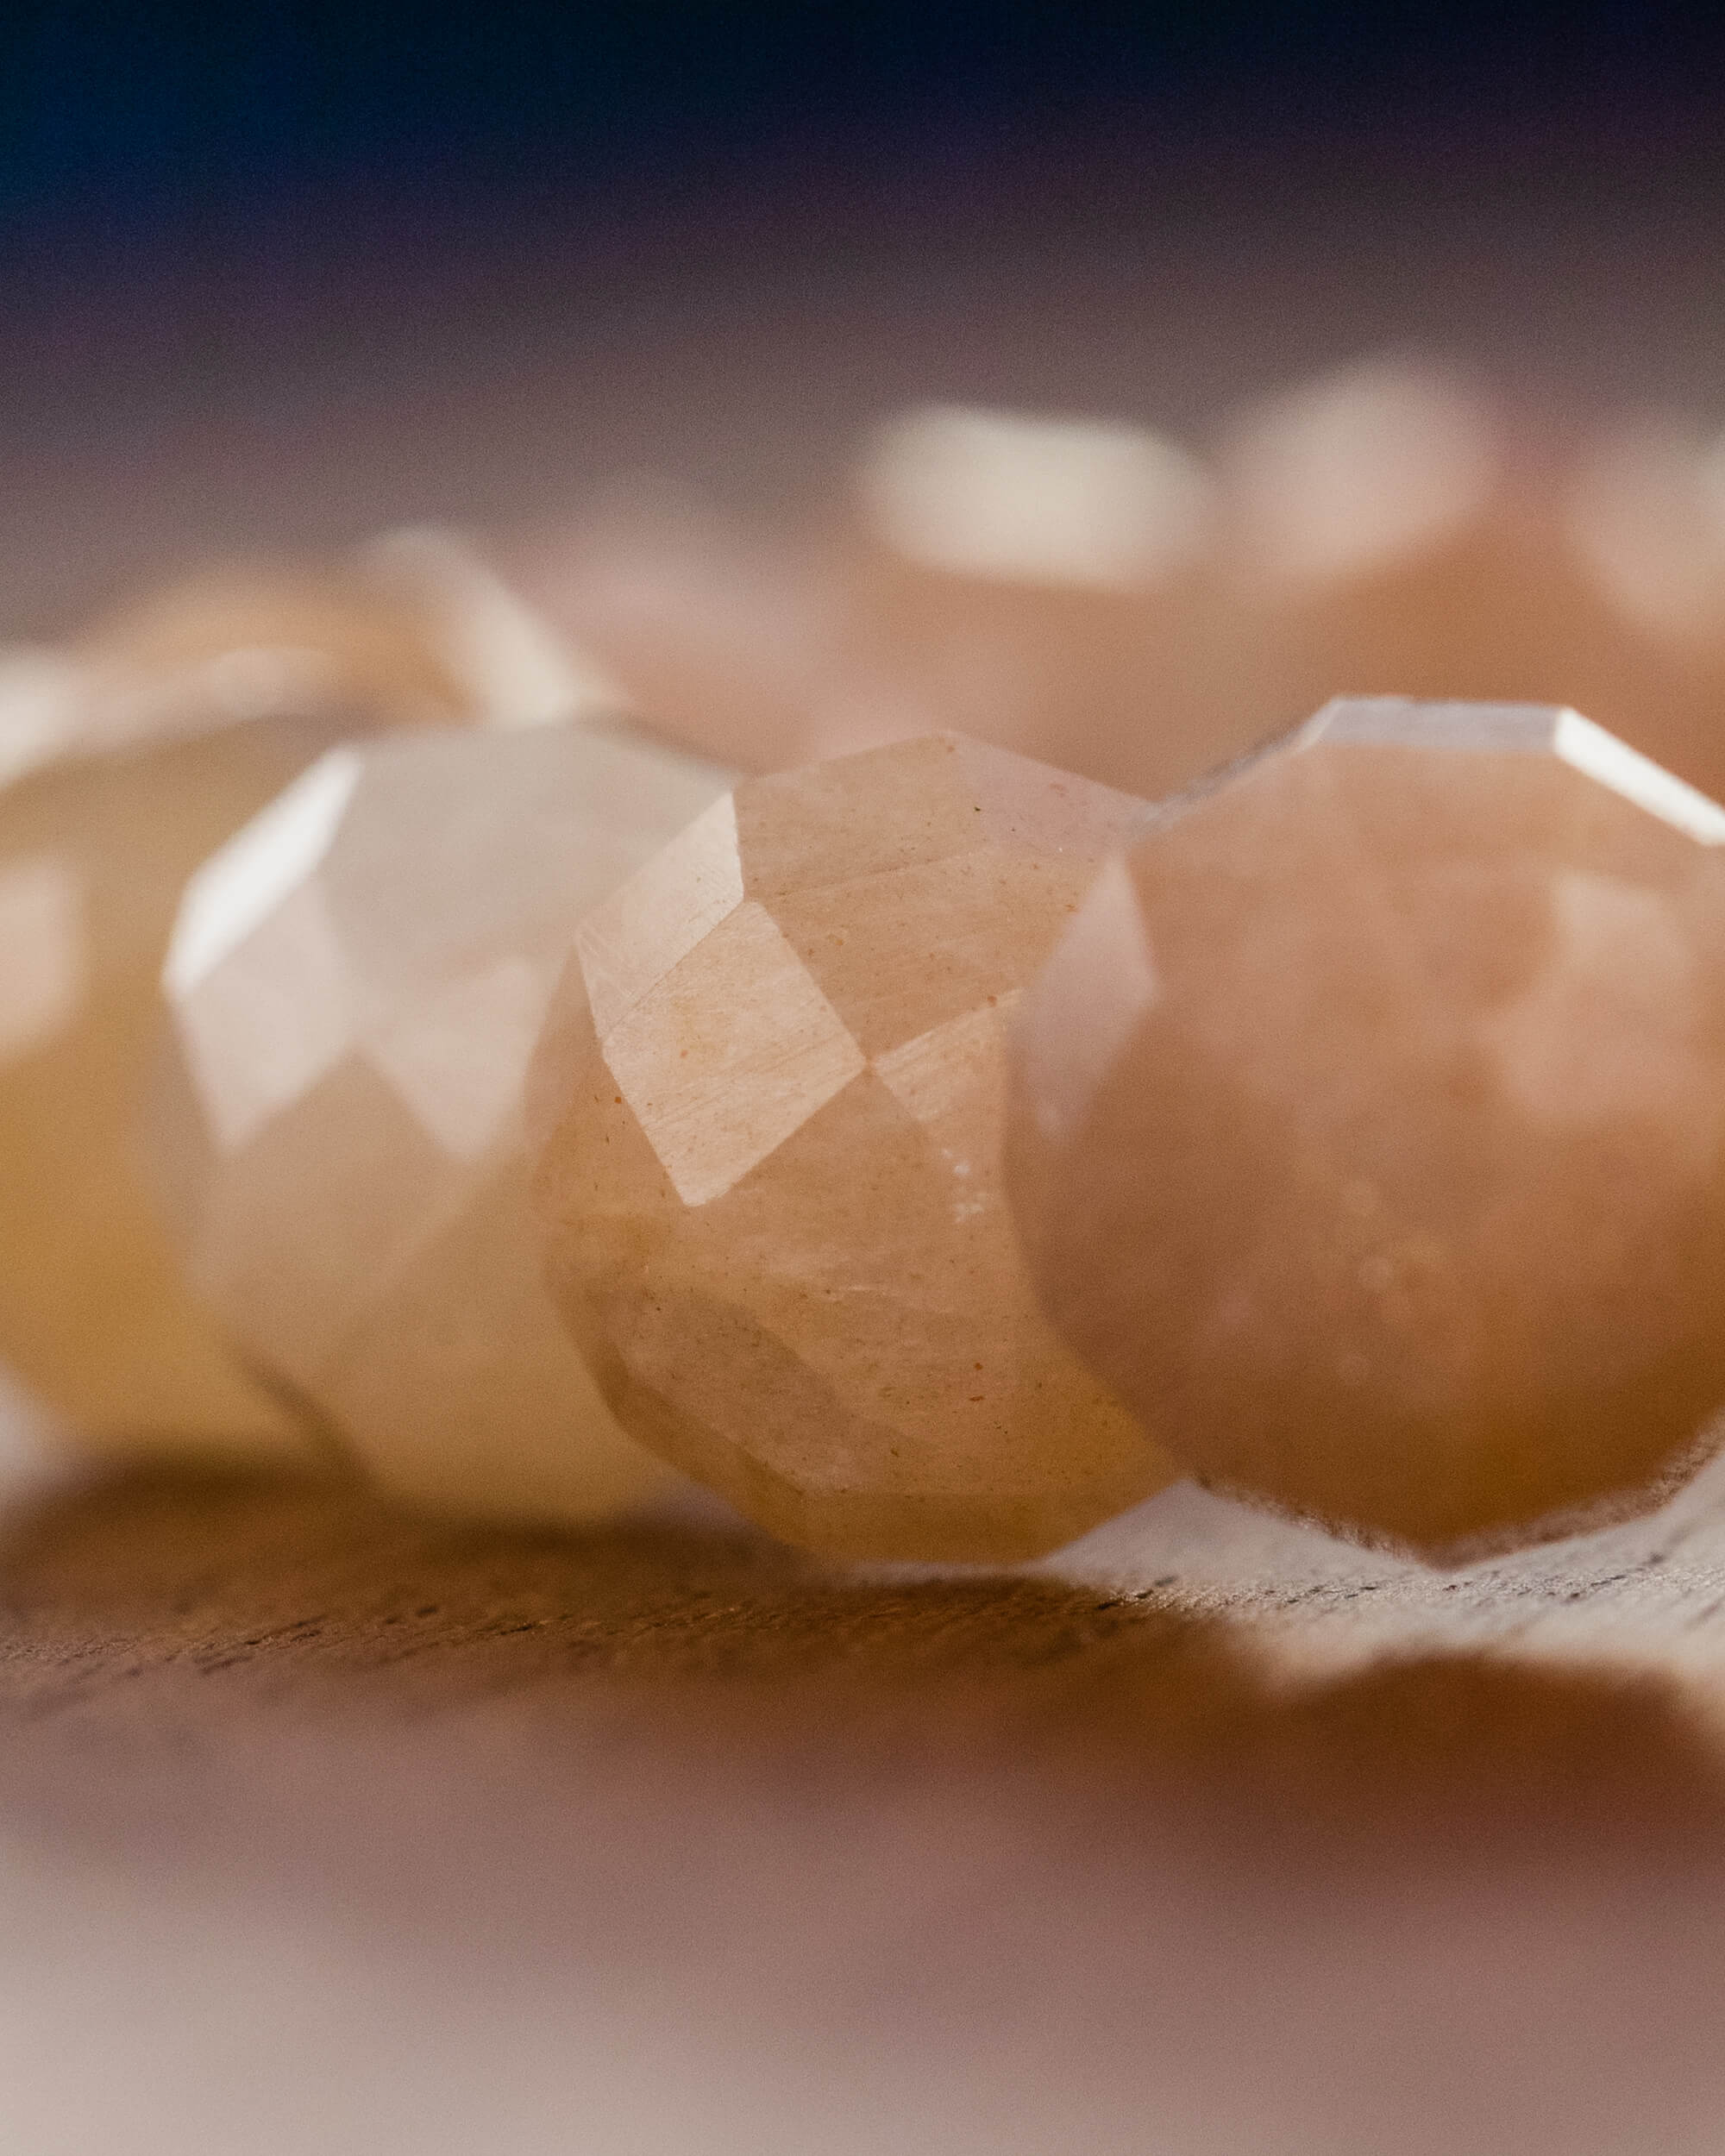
[
  {"left": 7, "top": 374, "right": 1725, "bottom": 1570},
  {"left": 147, "top": 695, "right": 1725, "bottom": 1570}
]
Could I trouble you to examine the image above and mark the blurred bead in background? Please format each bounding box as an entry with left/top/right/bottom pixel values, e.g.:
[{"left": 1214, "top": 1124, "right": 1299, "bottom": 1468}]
[{"left": 0, "top": 535, "right": 593, "bottom": 1461}]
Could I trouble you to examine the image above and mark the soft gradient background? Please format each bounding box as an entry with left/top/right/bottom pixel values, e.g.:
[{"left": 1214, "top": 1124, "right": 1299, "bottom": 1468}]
[{"left": 6, "top": 3, "right": 1725, "bottom": 630}]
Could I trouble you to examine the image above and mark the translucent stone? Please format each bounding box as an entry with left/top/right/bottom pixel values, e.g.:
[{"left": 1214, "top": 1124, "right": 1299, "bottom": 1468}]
[
  {"left": 154, "top": 721, "right": 731, "bottom": 1523},
  {"left": 0, "top": 540, "right": 597, "bottom": 1462},
  {"left": 498, "top": 482, "right": 843, "bottom": 773},
  {"left": 1220, "top": 361, "right": 1725, "bottom": 798},
  {"left": 1565, "top": 417, "right": 1725, "bottom": 793},
  {"left": 1007, "top": 697, "right": 1725, "bottom": 1554},
  {"left": 499, "top": 417, "right": 1245, "bottom": 800},
  {"left": 529, "top": 733, "right": 1176, "bottom": 1562},
  {"left": 835, "top": 404, "right": 1233, "bottom": 796},
  {"left": 0, "top": 714, "right": 357, "bottom": 1457},
  {"left": 73, "top": 560, "right": 479, "bottom": 749}
]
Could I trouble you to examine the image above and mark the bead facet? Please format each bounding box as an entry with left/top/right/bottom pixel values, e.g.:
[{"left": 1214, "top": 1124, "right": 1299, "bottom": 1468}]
[
  {"left": 1007, "top": 697, "right": 1725, "bottom": 1553},
  {"left": 154, "top": 721, "right": 731, "bottom": 1521},
  {"left": 530, "top": 733, "right": 1176, "bottom": 1563}
]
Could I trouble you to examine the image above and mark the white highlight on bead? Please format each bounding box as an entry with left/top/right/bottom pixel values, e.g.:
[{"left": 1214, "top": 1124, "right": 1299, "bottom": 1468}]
[
  {"left": 166, "top": 749, "right": 362, "bottom": 999},
  {"left": 361, "top": 525, "right": 624, "bottom": 727},
  {"left": 577, "top": 791, "right": 744, "bottom": 1040},
  {"left": 1554, "top": 708, "right": 1725, "bottom": 846}
]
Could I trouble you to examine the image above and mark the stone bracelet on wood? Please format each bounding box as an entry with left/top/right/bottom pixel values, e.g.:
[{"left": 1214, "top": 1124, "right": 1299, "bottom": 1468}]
[{"left": 101, "top": 697, "right": 1725, "bottom": 1565}]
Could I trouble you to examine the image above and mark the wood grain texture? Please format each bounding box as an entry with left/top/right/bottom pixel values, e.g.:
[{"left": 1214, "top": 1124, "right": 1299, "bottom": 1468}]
[{"left": 4, "top": 1463, "right": 1725, "bottom": 2153}]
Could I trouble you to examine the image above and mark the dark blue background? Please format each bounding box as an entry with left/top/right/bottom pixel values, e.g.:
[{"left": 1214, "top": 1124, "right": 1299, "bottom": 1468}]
[{"left": 5, "top": 3, "right": 1721, "bottom": 229}]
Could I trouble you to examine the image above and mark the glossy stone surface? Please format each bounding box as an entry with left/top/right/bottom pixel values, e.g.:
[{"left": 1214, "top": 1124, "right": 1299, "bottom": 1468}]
[
  {"left": 529, "top": 733, "right": 1174, "bottom": 1562},
  {"left": 0, "top": 716, "right": 353, "bottom": 1457},
  {"left": 1008, "top": 697, "right": 1725, "bottom": 1554},
  {"left": 0, "top": 530, "right": 596, "bottom": 1462},
  {"left": 154, "top": 721, "right": 731, "bottom": 1523}
]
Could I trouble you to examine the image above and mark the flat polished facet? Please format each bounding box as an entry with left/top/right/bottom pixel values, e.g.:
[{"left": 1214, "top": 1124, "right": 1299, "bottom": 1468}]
[
  {"left": 154, "top": 721, "right": 731, "bottom": 1522},
  {"left": 0, "top": 715, "right": 356, "bottom": 1456},
  {"left": 1008, "top": 697, "right": 1725, "bottom": 1553},
  {"left": 530, "top": 733, "right": 1175, "bottom": 1563}
]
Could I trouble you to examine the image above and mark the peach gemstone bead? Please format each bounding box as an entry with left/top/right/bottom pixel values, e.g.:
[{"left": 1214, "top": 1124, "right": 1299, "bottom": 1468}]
[
  {"left": 1008, "top": 697, "right": 1725, "bottom": 1555},
  {"left": 834, "top": 404, "right": 1233, "bottom": 796},
  {"left": 529, "top": 734, "right": 1176, "bottom": 1562},
  {"left": 0, "top": 715, "right": 354, "bottom": 1457},
  {"left": 153, "top": 722, "right": 731, "bottom": 1525},
  {"left": 498, "top": 484, "right": 841, "bottom": 774},
  {"left": 1221, "top": 364, "right": 1725, "bottom": 804},
  {"left": 73, "top": 560, "right": 477, "bottom": 745}
]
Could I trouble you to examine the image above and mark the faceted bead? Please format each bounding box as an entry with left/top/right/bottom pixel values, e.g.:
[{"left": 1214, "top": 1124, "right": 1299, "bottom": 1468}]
[
  {"left": 1565, "top": 417, "right": 1725, "bottom": 795},
  {"left": 1007, "top": 697, "right": 1725, "bottom": 1554},
  {"left": 496, "top": 482, "right": 844, "bottom": 774},
  {"left": 834, "top": 404, "right": 1237, "bottom": 797},
  {"left": 154, "top": 720, "right": 731, "bottom": 1523},
  {"left": 1220, "top": 362, "right": 1725, "bottom": 799},
  {"left": 498, "top": 411, "right": 1246, "bottom": 800},
  {"left": 72, "top": 559, "right": 479, "bottom": 748},
  {"left": 0, "top": 714, "right": 360, "bottom": 1457},
  {"left": 529, "top": 733, "right": 1176, "bottom": 1562},
  {"left": 0, "top": 538, "right": 597, "bottom": 1463}
]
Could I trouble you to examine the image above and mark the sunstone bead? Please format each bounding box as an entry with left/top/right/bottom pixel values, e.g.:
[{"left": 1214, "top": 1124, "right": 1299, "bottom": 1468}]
[
  {"left": 0, "top": 716, "right": 355, "bottom": 1456},
  {"left": 831, "top": 404, "right": 1234, "bottom": 797},
  {"left": 528, "top": 733, "right": 1176, "bottom": 1563},
  {"left": 1219, "top": 362, "right": 1725, "bottom": 800},
  {"left": 499, "top": 408, "right": 1247, "bottom": 801},
  {"left": 0, "top": 548, "right": 569, "bottom": 1463},
  {"left": 1007, "top": 696, "right": 1725, "bottom": 1554},
  {"left": 152, "top": 720, "right": 731, "bottom": 1523}
]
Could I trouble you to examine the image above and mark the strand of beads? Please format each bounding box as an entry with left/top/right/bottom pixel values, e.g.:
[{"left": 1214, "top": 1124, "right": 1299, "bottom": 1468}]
[{"left": 16, "top": 375, "right": 1725, "bottom": 1557}]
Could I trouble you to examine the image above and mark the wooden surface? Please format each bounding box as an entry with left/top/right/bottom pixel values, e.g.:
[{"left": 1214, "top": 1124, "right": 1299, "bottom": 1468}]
[{"left": 4, "top": 1460, "right": 1725, "bottom": 2154}]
